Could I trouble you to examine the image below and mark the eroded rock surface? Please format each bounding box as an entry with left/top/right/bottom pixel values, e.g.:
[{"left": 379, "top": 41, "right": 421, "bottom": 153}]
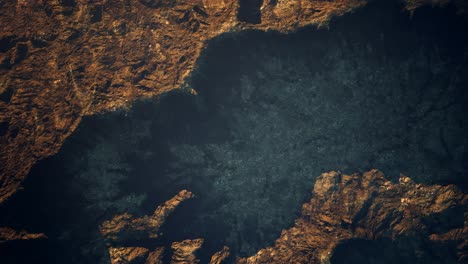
[
  {"left": 0, "top": 0, "right": 367, "bottom": 203},
  {"left": 238, "top": 170, "right": 467, "bottom": 263}
]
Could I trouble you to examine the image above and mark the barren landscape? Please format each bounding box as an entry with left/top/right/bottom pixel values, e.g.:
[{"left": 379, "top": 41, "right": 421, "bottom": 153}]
[{"left": 1, "top": 0, "right": 467, "bottom": 263}]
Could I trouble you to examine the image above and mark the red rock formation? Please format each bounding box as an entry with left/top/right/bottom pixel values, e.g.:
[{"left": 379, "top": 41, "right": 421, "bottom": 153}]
[{"left": 238, "top": 170, "right": 467, "bottom": 263}]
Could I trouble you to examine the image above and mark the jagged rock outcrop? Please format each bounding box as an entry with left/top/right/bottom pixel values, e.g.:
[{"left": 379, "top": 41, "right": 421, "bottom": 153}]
[
  {"left": 146, "top": 247, "right": 165, "bottom": 264},
  {"left": 170, "top": 238, "right": 204, "bottom": 264},
  {"left": 210, "top": 246, "right": 231, "bottom": 264},
  {"left": 100, "top": 190, "right": 192, "bottom": 263},
  {"left": 100, "top": 190, "right": 193, "bottom": 243},
  {"left": 0, "top": 227, "right": 46, "bottom": 242},
  {"left": 100, "top": 189, "right": 233, "bottom": 264},
  {"left": 107, "top": 239, "right": 230, "bottom": 264},
  {"left": 0, "top": 0, "right": 369, "bottom": 203},
  {"left": 238, "top": 170, "right": 467, "bottom": 263}
]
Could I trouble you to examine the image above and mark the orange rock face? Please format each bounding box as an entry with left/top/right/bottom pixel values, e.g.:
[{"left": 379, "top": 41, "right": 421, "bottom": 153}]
[
  {"left": 0, "top": 0, "right": 366, "bottom": 203},
  {"left": 238, "top": 170, "right": 467, "bottom": 263}
]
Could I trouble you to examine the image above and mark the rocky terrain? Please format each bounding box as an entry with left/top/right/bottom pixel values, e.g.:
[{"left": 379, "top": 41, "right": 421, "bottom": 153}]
[{"left": 95, "top": 170, "right": 467, "bottom": 263}]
